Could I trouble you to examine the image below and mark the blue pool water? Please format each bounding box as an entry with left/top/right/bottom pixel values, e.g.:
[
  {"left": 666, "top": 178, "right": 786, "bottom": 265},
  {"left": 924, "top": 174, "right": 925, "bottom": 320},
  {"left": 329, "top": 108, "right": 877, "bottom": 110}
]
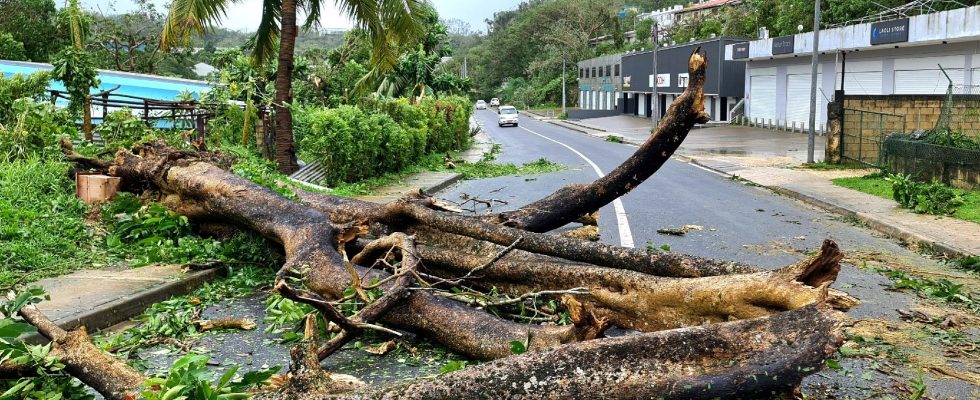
[{"left": 0, "top": 60, "right": 212, "bottom": 101}]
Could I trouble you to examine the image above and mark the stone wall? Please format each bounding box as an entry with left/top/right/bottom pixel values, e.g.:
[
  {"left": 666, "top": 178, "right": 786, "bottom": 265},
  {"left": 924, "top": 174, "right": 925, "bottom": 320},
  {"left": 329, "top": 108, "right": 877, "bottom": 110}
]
[{"left": 843, "top": 95, "right": 980, "bottom": 136}]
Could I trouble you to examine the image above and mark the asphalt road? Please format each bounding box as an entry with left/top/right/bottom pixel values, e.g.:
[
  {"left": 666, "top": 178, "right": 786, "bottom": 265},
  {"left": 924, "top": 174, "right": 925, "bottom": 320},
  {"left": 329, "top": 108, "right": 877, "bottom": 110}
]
[{"left": 433, "top": 109, "right": 979, "bottom": 399}]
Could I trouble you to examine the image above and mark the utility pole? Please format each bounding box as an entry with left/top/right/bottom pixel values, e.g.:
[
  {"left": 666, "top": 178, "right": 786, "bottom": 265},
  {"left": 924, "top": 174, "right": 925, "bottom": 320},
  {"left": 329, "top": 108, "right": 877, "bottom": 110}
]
[
  {"left": 807, "top": 0, "right": 821, "bottom": 163},
  {"left": 562, "top": 53, "right": 567, "bottom": 116},
  {"left": 651, "top": 21, "right": 659, "bottom": 126}
]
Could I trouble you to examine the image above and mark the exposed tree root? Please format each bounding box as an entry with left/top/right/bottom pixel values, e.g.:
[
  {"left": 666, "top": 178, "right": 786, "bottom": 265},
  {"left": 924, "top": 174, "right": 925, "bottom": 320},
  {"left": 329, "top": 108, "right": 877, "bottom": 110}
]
[{"left": 9, "top": 49, "right": 848, "bottom": 398}]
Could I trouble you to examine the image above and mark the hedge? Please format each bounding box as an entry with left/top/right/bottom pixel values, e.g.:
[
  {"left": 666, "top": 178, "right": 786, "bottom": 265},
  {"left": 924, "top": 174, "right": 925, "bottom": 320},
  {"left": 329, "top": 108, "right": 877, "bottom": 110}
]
[{"left": 295, "top": 96, "right": 472, "bottom": 185}]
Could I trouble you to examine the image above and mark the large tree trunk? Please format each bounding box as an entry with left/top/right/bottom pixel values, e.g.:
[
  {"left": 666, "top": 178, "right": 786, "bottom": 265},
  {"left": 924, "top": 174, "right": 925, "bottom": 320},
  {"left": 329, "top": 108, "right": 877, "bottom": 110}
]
[
  {"left": 9, "top": 49, "right": 847, "bottom": 399},
  {"left": 273, "top": 0, "right": 300, "bottom": 174}
]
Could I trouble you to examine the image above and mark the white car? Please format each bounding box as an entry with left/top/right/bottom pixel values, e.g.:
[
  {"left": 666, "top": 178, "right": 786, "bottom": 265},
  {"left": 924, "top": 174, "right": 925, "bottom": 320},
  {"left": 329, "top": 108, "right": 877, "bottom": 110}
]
[
  {"left": 497, "top": 105, "right": 518, "bottom": 127},
  {"left": 475, "top": 100, "right": 487, "bottom": 109},
  {"left": 490, "top": 98, "right": 500, "bottom": 107}
]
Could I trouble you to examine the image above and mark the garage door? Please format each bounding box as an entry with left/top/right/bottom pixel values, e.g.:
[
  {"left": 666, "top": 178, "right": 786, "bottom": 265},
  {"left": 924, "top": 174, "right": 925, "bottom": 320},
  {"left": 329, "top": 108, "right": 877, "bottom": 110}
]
[
  {"left": 786, "top": 73, "right": 824, "bottom": 130},
  {"left": 894, "top": 56, "right": 965, "bottom": 95},
  {"left": 835, "top": 71, "right": 883, "bottom": 95},
  {"left": 749, "top": 75, "right": 776, "bottom": 121}
]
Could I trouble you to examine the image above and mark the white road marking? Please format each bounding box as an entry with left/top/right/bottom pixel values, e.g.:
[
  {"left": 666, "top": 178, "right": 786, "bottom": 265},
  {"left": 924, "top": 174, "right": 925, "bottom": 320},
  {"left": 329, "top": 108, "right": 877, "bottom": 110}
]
[{"left": 518, "top": 125, "right": 635, "bottom": 248}]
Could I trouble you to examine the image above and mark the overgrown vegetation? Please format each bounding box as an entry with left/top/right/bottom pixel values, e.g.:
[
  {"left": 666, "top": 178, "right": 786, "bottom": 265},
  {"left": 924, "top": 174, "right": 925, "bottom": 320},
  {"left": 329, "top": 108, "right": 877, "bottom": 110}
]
[{"left": 832, "top": 173, "right": 979, "bottom": 223}]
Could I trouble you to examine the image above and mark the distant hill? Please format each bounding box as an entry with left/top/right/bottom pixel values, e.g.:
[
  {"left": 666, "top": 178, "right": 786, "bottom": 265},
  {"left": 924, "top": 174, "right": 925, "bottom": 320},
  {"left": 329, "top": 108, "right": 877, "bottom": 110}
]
[{"left": 193, "top": 28, "right": 347, "bottom": 53}]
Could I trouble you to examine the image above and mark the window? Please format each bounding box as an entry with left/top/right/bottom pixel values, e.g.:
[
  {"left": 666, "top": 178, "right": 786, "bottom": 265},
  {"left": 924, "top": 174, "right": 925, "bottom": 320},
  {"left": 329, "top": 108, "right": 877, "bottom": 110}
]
[
  {"left": 598, "top": 67, "right": 604, "bottom": 77},
  {"left": 614, "top": 64, "right": 620, "bottom": 76},
  {"left": 606, "top": 65, "right": 611, "bottom": 76},
  {"left": 580, "top": 68, "right": 584, "bottom": 78},
  {"left": 592, "top": 67, "right": 597, "bottom": 77}
]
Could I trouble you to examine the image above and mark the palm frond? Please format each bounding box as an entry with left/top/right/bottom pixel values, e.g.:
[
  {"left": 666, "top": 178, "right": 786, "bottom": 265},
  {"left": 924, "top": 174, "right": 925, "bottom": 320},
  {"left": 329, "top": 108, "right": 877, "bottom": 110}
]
[
  {"left": 161, "top": 0, "right": 236, "bottom": 50},
  {"left": 252, "top": 0, "right": 283, "bottom": 66}
]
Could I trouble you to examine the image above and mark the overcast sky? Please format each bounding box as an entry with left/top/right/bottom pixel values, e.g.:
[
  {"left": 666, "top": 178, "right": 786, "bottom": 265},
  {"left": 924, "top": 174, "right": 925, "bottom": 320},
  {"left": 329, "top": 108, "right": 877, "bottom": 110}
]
[{"left": 81, "top": 0, "right": 525, "bottom": 33}]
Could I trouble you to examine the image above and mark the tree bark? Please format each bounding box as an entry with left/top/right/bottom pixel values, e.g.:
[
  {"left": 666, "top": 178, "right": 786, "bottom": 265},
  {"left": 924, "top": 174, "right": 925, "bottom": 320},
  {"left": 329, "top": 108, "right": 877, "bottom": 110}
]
[{"left": 273, "top": 0, "right": 300, "bottom": 174}]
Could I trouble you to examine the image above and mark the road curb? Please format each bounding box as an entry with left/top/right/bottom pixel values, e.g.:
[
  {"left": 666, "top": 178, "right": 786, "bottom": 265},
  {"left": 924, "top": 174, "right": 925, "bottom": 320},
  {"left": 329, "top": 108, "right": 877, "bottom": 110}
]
[
  {"left": 25, "top": 268, "right": 223, "bottom": 343},
  {"left": 684, "top": 157, "right": 974, "bottom": 258},
  {"left": 423, "top": 172, "right": 464, "bottom": 194}
]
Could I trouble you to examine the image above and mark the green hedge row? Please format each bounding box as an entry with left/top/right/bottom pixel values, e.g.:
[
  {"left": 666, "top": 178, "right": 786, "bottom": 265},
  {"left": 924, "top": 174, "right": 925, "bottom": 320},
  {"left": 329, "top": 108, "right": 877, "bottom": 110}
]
[{"left": 294, "top": 96, "right": 472, "bottom": 185}]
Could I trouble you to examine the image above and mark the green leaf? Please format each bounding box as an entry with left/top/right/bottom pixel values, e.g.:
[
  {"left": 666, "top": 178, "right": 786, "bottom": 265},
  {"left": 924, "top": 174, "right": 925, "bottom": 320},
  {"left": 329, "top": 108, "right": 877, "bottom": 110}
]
[
  {"left": 510, "top": 340, "right": 526, "bottom": 355},
  {"left": 826, "top": 358, "right": 842, "bottom": 371},
  {"left": 438, "top": 360, "right": 467, "bottom": 375},
  {"left": 0, "top": 320, "right": 36, "bottom": 338}
]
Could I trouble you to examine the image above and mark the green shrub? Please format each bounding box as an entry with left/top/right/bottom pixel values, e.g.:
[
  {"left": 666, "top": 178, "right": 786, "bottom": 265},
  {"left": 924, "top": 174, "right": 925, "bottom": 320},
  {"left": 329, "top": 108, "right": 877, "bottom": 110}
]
[
  {"left": 295, "top": 96, "right": 472, "bottom": 186},
  {"left": 95, "top": 109, "right": 156, "bottom": 150},
  {"left": 0, "top": 99, "right": 76, "bottom": 160},
  {"left": 888, "top": 174, "right": 964, "bottom": 215},
  {"left": 0, "top": 71, "right": 51, "bottom": 124}
]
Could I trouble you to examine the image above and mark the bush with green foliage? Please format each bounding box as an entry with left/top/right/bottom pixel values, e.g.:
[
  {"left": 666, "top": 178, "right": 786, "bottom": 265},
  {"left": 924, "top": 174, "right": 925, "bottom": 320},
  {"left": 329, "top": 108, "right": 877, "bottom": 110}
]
[
  {"left": 94, "top": 109, "right": 156, "bottom": 150},
  {"left": 888, "top": 173, "right": 964, "bottom": 215},
  {"left": 0, "top": 99, "right": 76, "bottom": 160},
  {"left": 295, "top": 95, "right": 472, "bottom": 186},
  {"left": 0, "top": 71, "right": 53, "bottom": 123}
]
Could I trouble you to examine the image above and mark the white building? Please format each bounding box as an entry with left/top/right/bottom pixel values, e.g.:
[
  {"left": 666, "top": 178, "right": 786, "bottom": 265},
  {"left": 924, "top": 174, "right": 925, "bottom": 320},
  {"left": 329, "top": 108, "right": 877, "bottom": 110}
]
[
  {"left": 638, "top": 5, "right": 683, "bottom": 41},
  {"left": 726, "top": 5, "right": 980, "bottom": 132}
]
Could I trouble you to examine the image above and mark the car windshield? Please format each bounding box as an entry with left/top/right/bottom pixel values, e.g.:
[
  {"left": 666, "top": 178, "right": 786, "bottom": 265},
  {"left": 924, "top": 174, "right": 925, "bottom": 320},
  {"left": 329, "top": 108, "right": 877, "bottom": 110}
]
[{"left": 501, "top": 108, "right": 517, "bottom": 114}]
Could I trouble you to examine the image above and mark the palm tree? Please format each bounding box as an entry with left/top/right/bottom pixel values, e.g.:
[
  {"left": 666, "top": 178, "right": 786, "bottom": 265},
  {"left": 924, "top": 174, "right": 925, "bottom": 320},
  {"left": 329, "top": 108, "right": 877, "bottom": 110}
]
[{"left": 161, "top": 0, "right": 424, "bottom": 173}]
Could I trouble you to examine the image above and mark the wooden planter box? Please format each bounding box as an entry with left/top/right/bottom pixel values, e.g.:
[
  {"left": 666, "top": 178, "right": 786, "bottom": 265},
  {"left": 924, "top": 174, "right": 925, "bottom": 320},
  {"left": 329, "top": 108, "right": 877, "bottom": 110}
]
[{"left": 76, "top": 173, "right": 121, "bottom": 204}]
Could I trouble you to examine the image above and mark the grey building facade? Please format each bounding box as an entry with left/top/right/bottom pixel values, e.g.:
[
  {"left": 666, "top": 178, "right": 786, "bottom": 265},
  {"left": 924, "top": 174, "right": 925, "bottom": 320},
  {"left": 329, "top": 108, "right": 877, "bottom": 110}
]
[
  {"left": 620, "top": 37, "right": 748, "bottom": 121},
  {"left": 576, "top": 53, "right": 623, "bottom": 111}
]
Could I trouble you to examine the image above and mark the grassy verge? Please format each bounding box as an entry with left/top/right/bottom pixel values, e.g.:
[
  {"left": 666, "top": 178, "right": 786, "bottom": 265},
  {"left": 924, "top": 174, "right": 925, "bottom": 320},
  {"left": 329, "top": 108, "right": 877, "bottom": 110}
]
[
  {"left": 800, "top": 162, "right": 872, "bottom": 170},
  {"left": 330, "top": 146, "right": 565, "bottom": 197},
  {"left": 832, "top": 174, "right": 980, "bottom": 224}
]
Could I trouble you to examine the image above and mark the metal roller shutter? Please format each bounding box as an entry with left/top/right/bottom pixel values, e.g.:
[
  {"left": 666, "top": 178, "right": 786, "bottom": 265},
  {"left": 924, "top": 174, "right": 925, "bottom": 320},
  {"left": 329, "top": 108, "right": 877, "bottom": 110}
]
[
  {"left": 786, "top": 73, "right": 824, "bottom": 130},
  {"left": 835, "top": 71, "right": 883, "bottom": 95},
  {"left": 895, "top": 69, "right": 964, "bottom": 94},
  {"left": 894, "top": 56, "right": 965, "bottom": 95},
  {"left": 749, "top": 75, "right": 776, "bottom": 121}
]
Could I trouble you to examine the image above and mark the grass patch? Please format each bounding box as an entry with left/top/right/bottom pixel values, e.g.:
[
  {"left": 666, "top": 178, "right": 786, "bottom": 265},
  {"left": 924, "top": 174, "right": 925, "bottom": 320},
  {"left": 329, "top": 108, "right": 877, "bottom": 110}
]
[
  {"left": 455, "top": 158, "right": 564, "bottom": 179},
  {"left": 833, "top": 174, "right": 980, "bottom": 224},
  {"left": 328, "top": 146, "right": 565, "bottom": 197},
  {"left": 605, "top": 135, "right": 624, "bottom": 143},
  {"left": 832, "top": 174, "right": 893, "bottom": 199}
]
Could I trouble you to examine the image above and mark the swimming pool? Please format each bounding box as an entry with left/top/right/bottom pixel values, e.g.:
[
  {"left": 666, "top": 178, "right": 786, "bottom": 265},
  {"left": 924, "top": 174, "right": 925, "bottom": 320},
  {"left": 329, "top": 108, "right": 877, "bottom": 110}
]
[{"left": 0, "top": 60, "right": 212, "bottom": 101}]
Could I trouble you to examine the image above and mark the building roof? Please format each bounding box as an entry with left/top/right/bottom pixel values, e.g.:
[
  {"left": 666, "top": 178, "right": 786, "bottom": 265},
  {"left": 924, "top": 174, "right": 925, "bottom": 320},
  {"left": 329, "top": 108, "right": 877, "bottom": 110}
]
[
  {"left": 682, "top": 0, "right": 739, "bottom": 12},
  {"left": 725, "top": 5, "right": 980, "bottom": 61}
]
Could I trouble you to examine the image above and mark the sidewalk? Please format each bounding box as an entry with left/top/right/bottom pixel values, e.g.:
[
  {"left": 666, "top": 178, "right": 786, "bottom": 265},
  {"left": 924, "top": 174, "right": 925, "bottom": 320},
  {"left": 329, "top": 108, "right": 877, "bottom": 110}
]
[
  {"left": 31, "top": 123, "right": 494, "bottom": 335},
  {"left": 528, "top": 112, "right": 979, "bottom": 257}
]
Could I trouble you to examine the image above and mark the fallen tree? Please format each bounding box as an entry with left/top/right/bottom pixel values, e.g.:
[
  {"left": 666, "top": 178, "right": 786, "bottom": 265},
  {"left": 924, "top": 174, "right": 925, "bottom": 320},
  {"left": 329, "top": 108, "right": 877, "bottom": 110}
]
[{"left": 2, "top": 49, "right": 847, "bottom": 399}]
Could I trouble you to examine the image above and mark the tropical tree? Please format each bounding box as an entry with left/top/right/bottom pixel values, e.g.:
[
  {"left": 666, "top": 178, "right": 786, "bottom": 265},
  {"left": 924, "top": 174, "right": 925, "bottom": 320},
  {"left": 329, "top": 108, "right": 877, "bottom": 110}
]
[{"left": 161, "top": 0, "right": 425, "bottom": 173}]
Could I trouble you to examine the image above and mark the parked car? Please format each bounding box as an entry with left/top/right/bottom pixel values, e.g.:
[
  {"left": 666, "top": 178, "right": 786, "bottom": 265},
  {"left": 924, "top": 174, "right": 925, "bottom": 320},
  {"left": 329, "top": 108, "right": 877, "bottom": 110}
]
[
  {"left": 490, "top": 98, "right": 500, "bottom": 107},
  {"left": 475, "top": 100, "right": 487, "bottom": 109},
  {"left": 497, "top": 105, "right": 518, "bottom": 127}
]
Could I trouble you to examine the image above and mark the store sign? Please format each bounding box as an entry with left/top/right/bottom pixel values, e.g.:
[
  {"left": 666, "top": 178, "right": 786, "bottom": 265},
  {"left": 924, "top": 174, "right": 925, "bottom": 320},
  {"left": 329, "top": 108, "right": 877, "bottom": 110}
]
[
  {"left": 732, "top": 42, "right": 749, "bottom": 59},
  {"left": 657, "top": 73, "right": 671, "bottom": 88},
  {"left": 677, "top": 73, "right": 689, "bottom": 88},
  {"left": 622, "top": 76, "right": 631, "bottom": 88},
  {"left": 772, "top": 36, "right": 795, "bottom": 55},
  {"left": 871, "top": 18, "right": 909, "bottom": 45}
]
